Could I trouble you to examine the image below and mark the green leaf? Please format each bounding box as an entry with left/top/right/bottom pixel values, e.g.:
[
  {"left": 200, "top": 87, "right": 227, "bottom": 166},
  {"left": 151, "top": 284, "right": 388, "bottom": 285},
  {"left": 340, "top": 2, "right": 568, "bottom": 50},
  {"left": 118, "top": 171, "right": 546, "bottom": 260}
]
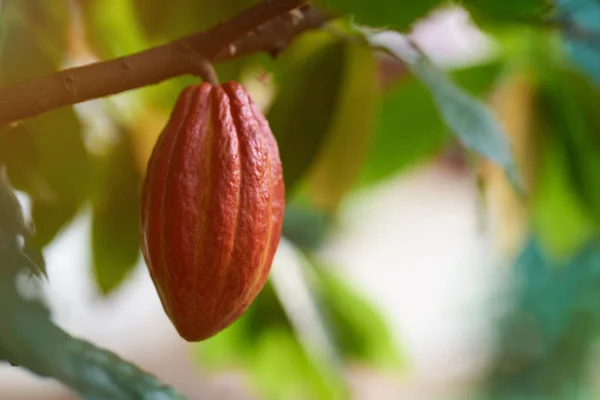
[
  {"left": 133, "top": 0, "right": 256, "bottom": 40},
  {"left": 91, "top": 130, "right": 142, "bottom": 295},
  {"left": 0, "top": 0, "right": 69, "bottom": 85},
  {"left": 306, "top": 39, "right": 381, "bottom": 211},
  {"left": 77, "top": 0, "right": 149, "bottom": 59},
  {"left": 369, "top": 35, "right": 523, "bottom": 192},
  {"left": 317, "top": 0, "right": 442, "bottom": 32},
  {"left": 310, "top": 263, "right": 403, "bottom": 368},
  {"left": 196, "top": 282, "right": 344, "bottom": 400},
  {"left": 267, "top": 31, "right": 346, "bottom": 194},
  {"left": 361, "top": 61, "right": 502, "bottom": 185},
  {"left": 248, "top": 328, "right": 344, "bottom": 400},
  {"left": 540, "top": 69, "right": 600, "bottom": 222},
  {"left": 0, "top": 108, "right": 92, "bottom": 246},
  {"left": 530, "top": 135, "right": 594, "bottom": 259},
  {"left": 462, "top": 0, "right": 549, "bottom": 26}
]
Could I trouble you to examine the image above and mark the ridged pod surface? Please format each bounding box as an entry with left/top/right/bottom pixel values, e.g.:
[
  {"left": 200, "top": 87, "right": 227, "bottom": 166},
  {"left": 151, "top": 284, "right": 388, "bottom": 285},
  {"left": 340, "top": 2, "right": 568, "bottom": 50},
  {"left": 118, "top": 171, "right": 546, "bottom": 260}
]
[{"left": 140, "top": 82, "right": 285, "bottom": 342}]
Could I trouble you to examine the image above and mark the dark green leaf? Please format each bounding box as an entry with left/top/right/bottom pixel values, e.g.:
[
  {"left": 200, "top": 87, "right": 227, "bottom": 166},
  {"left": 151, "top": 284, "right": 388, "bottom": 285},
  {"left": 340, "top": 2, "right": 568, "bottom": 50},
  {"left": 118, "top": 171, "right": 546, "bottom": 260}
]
[
  {"left": 91, "top": 131, "right": 142, "bottom": 295},
  {"left": 462, "top": 0, "right": 549, "bottom": 26},
  {"left": 267, "top": 32, "right": 346, "bottom": 194},
  {"left": 318, "top": 0, "right": 442, "bottom": 32},
  {"left": 361, "top": 62, "right": 502, "bottom": 185}
]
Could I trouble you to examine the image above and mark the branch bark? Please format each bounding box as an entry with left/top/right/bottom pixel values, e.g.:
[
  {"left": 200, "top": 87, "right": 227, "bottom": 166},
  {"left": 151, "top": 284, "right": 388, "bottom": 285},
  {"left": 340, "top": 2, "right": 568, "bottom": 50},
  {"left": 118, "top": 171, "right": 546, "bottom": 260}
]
[{"left": 0, "top": 0, "right": 328, "bottom": 126}]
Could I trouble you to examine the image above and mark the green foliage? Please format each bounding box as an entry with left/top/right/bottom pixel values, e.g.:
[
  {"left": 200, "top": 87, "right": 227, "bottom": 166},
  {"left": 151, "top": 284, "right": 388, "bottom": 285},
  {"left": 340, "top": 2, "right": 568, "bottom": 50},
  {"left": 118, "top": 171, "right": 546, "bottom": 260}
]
[
  {"left": 555, "top": 0, "right": 600, "bottom": 86},
  {"left": 267, "top": 31, "right": 347, "bottom": 194},
  {"left": 91, "top": 131, "right": 142, "bottom": 295},
  {"left": 0, "top": 172, "right": 184, "bottom": 399},
  {"left": 538, "top": 69, "right": 600, "bottom": 226},
  {"left": 310, "top": 263, "right": 403, "bottom": 367},
  {"left": 196, "top": 253, "right": 401, "bottom": 399},
  {"left": 306, "top": 36, "right": 381, "bottom": 210},
  {"left": 371, "top": 37, "right": 522, "bottom": 192},
  {"left": 361, "top": 61, "right": 502, "bottom": 185},
  {"left": 4, "top": 0, "right": 600, "bottom": 397},
  {"left": 483, "top": 236, "right": 600, "bottom": 399},
  {"left": 0, "top": 0, "right": 91, "bottom": 247},
  {"left": 0, "top": 109, "right": 91, "bottom": 246},
  {"left": 462, "top": 0, "right": 550, "bottom": 26},
  {"left": 318, "top": 0, "right": 442, "bottom": 32},
  {"left": 282, "top": 205, "right": 333, "bottom": 250}
]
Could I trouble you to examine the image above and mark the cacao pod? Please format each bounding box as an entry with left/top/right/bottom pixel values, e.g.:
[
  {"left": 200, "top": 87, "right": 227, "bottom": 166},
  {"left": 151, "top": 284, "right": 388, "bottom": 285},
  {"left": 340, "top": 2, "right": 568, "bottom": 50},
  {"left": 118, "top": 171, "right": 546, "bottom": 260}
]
[{"left": 140, "top": 82, "right": 285, "bottom": 342}]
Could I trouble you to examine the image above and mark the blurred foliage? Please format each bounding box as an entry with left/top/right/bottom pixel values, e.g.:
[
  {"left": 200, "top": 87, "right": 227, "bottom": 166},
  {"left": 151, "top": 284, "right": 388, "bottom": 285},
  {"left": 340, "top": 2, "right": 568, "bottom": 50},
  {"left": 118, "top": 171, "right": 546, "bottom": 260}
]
[
  {"left": 361, "top": 61, "right": 502, "bottom": 185},
  {"left": 90, "top": 128, "right": 142, "bottom": 294},
  {"left": 462, "top": 0, "right": 551, "bottom": 26},
  {"left": 481, "top": 236, "right": 600, "bottom": 400},
  {"left": 2, "top": 0, "right": 600, "bottom": 398},
  {"left": 196, "top": 252, "right": 402, "bottom": 400},
  {"left": 0, "top": 0, "right": 91, "bottom": 247},
  {"left": 305, "top": 35, "right": 380, "bottom": 211},
  {"left": 0, "top": 171, "right": 185, "bottom": 399},
  {"left": 317, "top": 0, "right": 442, "bottom": 32},
  {"left": 267, "top": 30, "right": 347, "bottom": 195},
  {"left": 554, "top": 0, "right": 600, "bottom": 87}
]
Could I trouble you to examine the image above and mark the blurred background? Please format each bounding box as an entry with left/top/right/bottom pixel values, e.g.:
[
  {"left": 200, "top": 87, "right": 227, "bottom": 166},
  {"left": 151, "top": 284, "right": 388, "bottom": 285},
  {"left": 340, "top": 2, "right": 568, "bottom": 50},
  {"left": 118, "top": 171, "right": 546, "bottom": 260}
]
[{"left": 2, "top": 0, "right": 600, "bottom": 399}]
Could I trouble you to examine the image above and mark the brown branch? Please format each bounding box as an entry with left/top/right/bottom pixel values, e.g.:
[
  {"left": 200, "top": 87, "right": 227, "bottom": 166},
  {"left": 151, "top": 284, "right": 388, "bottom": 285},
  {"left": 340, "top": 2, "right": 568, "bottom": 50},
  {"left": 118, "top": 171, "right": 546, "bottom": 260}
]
[{"left": 0, "top": 0, "right": 322, "bottom": 126}]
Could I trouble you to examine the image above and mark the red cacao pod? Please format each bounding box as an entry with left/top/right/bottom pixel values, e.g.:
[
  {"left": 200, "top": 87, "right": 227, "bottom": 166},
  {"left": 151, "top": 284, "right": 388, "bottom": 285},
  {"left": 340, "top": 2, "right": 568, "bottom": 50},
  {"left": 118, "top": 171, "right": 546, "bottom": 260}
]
[{"left": 140, "top": 82, "right": 285, "bottom": 342}]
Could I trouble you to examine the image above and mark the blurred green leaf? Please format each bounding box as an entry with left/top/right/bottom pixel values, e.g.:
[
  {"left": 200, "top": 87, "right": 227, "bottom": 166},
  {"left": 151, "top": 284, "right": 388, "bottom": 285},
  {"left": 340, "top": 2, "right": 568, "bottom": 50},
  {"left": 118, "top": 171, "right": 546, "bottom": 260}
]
[
  {"left": 282, "top": 204, "right": 333, "bottom": 250},
  {"left": 462, "top": 0, "right": 549, "bottom": 26},
  {"left": 361, "top": 61, "right": 502, "bottom": 185},
  {"left": 91, "top": 131, "right": 142, "bottom": 295},
  {"left": 530, "top": 136, "right": 595, "bottom": 259},
  {"left": 0, "top": 0, "right": 69, "bottom": 85},
  {"left": 0, "top": 108, "right": 91, "bottom": 246},
  {"left": 267, "top": 31, "right": 346, "bottom": 194},
  {"left": 196, "top": 282, "right": 344, "bottom": 400},
  {"left": 317, "top": 0, "right": 441, "bottom": 32},
  {"left": 132, "top": 0, "right": 256, "bottom": 40},
  {"left": 310, "top": 263, "right": 403, "bottom": 368},
  {"left": 306, "top": 38, "right": 380, "bottom": 211},
  {"left": 78, "top": 0, "right": 149, "bottom": 59},
  {"left": 249, "top": 328, "right": 344, "bottom": 400},
  {"left": 538, "top": 68, "right": 600, "bottom": 228},
  {"left": 370, "top": 36, "right": 523, "bottom": 192},
  {"left": 484, "top": 236, "right": 600, "bottom": 399},
  {"left": 555, "top": 0, "right": 600, "bottom": 87}
]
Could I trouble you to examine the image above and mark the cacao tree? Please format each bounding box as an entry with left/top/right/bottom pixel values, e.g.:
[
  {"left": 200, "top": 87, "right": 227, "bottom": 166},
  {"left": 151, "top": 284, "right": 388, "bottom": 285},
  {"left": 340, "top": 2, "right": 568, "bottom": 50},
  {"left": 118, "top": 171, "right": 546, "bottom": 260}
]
[{"left": 1, "top": 0, "right": 600, "bottom": 399}]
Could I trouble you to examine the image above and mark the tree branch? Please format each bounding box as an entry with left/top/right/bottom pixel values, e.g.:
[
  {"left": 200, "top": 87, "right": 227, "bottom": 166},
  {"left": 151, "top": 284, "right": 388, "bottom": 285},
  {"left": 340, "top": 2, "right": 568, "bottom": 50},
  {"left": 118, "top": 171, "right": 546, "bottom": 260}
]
[{"left": 0, "top": 0, "right": 327, "bottom": 126}]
